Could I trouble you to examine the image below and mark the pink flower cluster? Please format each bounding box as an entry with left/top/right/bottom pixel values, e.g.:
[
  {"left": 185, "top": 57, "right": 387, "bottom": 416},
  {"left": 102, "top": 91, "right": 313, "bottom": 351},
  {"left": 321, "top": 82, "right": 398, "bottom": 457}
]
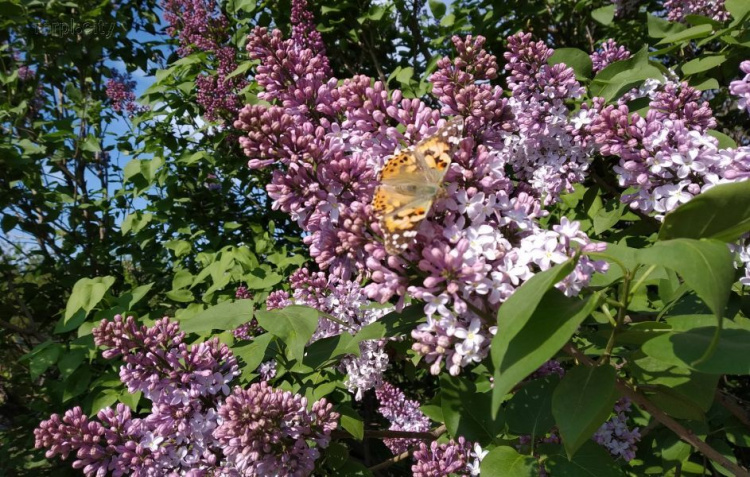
[
  {"left": 162, "top": 0, "right": 247, "bottom": 120},
  {"left": 215, "top": 382, "right": 338, "bottom": 476},
  {"left": 376, "top": 382, "right": 431, "bottom": 454},
  {"left": 592, "top": 80, "right": 750, "bottom": 216},
  {"left": 730, "top": 61, "right": 750, "bottom": 115},
  {"left": 263, "top": 268, "right": 392, "bottom": 398},
  {"left": 591, "top": 39, "right": 631, "bottom": 72},
  {"left": 35, "top": 316, "right": 338, "bottom": 476},
  {"left": 237, "top": 24, "right": 607, "bottom": 376},
  {"left": 412, "top": 436, "right": 486, "bottom": 476},
  {"left": 106, "top": 71, "right": 146, "bottom": 115},
  {"left": 664, "top": 0, "right": 730, "bottom": 22}
]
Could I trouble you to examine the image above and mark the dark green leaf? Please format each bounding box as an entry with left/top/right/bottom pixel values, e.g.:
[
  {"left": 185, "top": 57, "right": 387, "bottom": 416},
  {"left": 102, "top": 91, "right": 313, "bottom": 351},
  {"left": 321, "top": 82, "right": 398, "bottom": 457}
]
[
  {"left": 548, "top": 48, "right": 593, "bottom": 80},
  {"left": 492, "top": 290, "right": 599, "bottom": 413},
  {"left": 233, "top": 333, "right": 273, "bottom": 379},
  {"left": 338, "top": 405, "right": 365, "bottom": 441},
  {"left": 638, "top": 239, "right": 734, "bottom": 321},
  {"left": 659, "top": 182, "right": 750, "bottom": 242},
  {"left": 544, "top": 440, "right": 625, "bottom": 476},
  {"left": 441, "top": 375, "right": 504, "bottom": 444},
  {"left": 506, "top": 375, "right": 559, "bottom": 438},
  {"left": 642, "top": 326, "right": 750, "bottom": 374},
  {"left": 552, "top": 364, "right": 618, "bottom": 457}
]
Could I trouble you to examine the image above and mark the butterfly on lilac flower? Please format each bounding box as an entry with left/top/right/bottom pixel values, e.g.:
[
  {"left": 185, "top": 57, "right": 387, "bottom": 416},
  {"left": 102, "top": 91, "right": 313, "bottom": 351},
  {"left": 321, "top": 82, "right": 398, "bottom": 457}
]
[{"left": 372, "top": 118, "right": 464, "bottom": 255}]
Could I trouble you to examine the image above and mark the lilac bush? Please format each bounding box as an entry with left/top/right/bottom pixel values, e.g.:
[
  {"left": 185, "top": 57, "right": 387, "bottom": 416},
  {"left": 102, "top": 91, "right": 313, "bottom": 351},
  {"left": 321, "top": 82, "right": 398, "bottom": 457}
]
[{"left": 34, "top": 316, "right": 339, "bottom": 476}]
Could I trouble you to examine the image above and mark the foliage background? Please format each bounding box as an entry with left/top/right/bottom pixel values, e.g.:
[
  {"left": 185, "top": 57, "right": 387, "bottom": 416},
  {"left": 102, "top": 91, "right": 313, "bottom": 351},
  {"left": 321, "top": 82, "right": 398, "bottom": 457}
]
[{"left": 2, "top": 0, "right": 750, "bottom": 475}]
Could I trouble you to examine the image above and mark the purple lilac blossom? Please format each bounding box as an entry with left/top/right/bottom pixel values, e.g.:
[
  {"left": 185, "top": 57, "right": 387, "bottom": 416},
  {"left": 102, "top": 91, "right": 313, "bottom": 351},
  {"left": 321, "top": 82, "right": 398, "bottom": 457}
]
[
  {"left": 162, "top": 0, "right": 247, "bottom": 120},
  {"left": 664, "top": 0, "right": 730, "bottom": 22},
  {"left": 36, "top": 315, "right": 336, "bottom": 475},
  {"left": 591, "top": 39, "right": 631, "bottom": 72},
  {"left": 236, "top": 29, "right": 608, "bottom": 377},
  {"left": 214, "top": 382, "right": 339, "bottom": 476},
  {"left": 375, "top": 382, "right": 431, "bottom": 454},
  {"left": 591, "top": 80, "right": 750, "bottom": 217},
  {"left": 412, "top": 436, "right": 483, "bottom": 477},
  {"left": 730, "top": 61, "right": 750, "bottom": 114},
  {"left": 279, "top": 267, "right": 393, "bottom": 398},
  {"left": 106, "top": 71, "right": 146, "bottom": 115},
  {"left": 593, "top": 398, "right": 641, "bottom": 461}
]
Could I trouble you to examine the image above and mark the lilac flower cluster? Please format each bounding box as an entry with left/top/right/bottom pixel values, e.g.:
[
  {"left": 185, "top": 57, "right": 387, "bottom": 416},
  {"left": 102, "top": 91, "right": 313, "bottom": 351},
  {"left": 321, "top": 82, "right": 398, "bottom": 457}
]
[
  {"left": 237, "top": 25, "right": 607, "bottom": 377},
  {"left": 375, "top": 382, "right": 431, "bottom": 454},
  {"left": 589, "top": 80, "right": 750, "bottom": 216},
  {"left": 593, "top": 398, "right": 641, "bottom": 461},
  {"left": 215, "top": 382, "right": 338, "bottom": 476},
  {"left": 279, "top": 268, "right": 393, "bottom": 398},
  {"left": 663, "top": 0, "right": 730, "bottom": 23},
  {"left": 730, "top": 61, "right": 750, "bottom": 115},
  {"left": 106, "top": 71, "right": 146, "bottom": 115},
  {"left": 162, "top": 0, "right": 247, "bottom": 120},
  {"left": 591, "top": 39, "right": 631, "bottom": 72},
  {"left": 412, "top": 436, "right": 486, "bottom": 476},
  {"left": 35, "top": 316, "right": 338, "bottom": 476}
]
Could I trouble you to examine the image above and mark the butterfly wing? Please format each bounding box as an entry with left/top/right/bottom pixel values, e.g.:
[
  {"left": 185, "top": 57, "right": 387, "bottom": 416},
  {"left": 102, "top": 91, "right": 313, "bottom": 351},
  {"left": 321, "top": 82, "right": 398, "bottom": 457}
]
[{"left": 373, "top": 118, "right": 464, "bottom": 255}]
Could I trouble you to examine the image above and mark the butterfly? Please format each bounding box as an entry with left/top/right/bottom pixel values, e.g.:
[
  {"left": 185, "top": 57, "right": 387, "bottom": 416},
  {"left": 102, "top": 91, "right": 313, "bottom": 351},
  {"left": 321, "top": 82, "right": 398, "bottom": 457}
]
[{"left": 372, "top": 118, "right": 464, "bottom": 255}]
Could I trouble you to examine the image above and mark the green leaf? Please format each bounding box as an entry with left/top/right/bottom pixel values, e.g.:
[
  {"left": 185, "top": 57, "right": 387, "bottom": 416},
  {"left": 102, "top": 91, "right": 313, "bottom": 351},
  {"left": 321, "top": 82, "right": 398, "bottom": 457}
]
[
  {"left": 726, "top": 0, "right": 750, "bottom": 21},
  {"left": 354, "top": 304, "right": 424, "bottom": 341},
  {"left": 681, "top": 54, "right": 727, "bottom": 76},
  {"left": 245, "top": 268, "right": 283, "bottom": 290},
  {"left": 548, "top": 48, "right": 593, "bottom": 80},
  {"left": 441, "top": 375, "right": 504, "bottom": 444},
  {"left": 492, "top": 290, "right": 599, "bottom": 413},
  {"left": 117, "top": 283, "right": 153, "bottom": 310},
  {"left": 543, "top": 440, "right": 625, "bottom": 476},
  {"left": 505, "top": 375, "right": 559, "bottom": 438},
  {"left": 591, "top": 5, "right": 615, "bottom": 25},
  {"left": 480, "top": 446, "right": 538, "bottom": 476},
  {"left": 589, "top": 47, "right": 664, "bottom": 101},
  {"left": 166, "top": 289, "right": 194, "bottom": 303},
  {"left": 637, "top": 239, "right": 734, "bottom": 321},
  {"left": 58, "top": 276, "right": 116, "bottom": 333},
  {"left": 179, "top": 299, "right": 254, "bottom": 333},
  {"left": 30, "top": 343, "right": 61, "bottom": 380},
  {"left": 630, "top": 355, "right": 718, "bottom": 411},
  {"left": 63, "top": 366, "right": 91, "bottom": 402},
  {"left": 496, "top": 260, "right": 575, "bottom": 342},
  {"left": 338, "top": 405, "right": 365, "bottom": 441},
  {"left": 552, "top": 364, "right": 618, "bottom": 457},
  {"left": 648, "top": 13, "right": 687, "bottom": 38},
  {"left": 659, "top": 182, "right": 750, "bottom": 242},
  {"left": 232, "top": 332, "right": 273, "bottom": 379},
  {"left": 707, "top": 130, "right": 737, "bottom": 149},
  {"left": 657, "top": 24, "right": 714, "bottom": 45},
  {"left": 303, "top": 332, "right": 360, "bottom": 369},
  {"left": 64, "top": 276, "right": 116, "bottom": 321},
  {"left": 255, "top": 305, "right": 318, "bottom": 363},
  {"left": 643, "top": 326, "right": 750, "bottom": 374},
  {"left": 58, "top": 349, "right": 86, "bottom": 379},
  {"left": 429, "top": 0, "right": 446, "bottom": 19}
]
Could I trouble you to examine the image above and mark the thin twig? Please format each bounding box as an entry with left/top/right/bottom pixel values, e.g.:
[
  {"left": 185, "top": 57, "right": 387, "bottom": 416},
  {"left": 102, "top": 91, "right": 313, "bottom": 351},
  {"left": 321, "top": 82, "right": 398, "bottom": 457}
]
[
  {"left": 564, "top": 344, "right": 750, "bottom": 477},
  {"left": 716, "top": 390, "right": 750, "bottom": 429}
]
